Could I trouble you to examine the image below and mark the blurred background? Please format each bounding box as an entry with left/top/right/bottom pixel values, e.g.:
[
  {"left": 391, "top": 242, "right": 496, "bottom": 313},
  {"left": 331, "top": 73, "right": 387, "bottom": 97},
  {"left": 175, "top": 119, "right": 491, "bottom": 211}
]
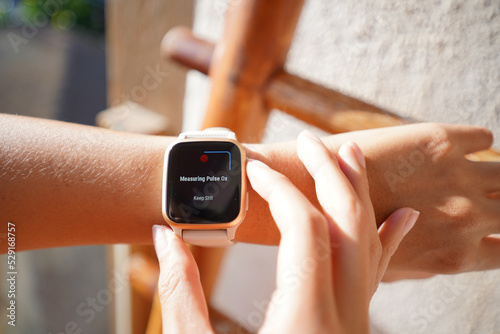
[
  {"left": 1, "top": 0, "right": 108, "bottom": 333},
  {"left": 0, "top": 0, "right": 106, "bottom": 122},
  {"left": 1, "top": 0, "right": 499, "bottom": 333}
]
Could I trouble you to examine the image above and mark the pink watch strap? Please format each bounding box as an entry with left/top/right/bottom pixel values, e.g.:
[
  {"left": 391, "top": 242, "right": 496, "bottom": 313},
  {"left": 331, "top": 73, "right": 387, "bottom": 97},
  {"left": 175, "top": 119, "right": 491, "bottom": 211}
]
[
  {"left": 182, "top": 229, "right": 234, "bottom": 247},
  {"left": 176, "top": 128, "right": 238, "bottom": 247}
]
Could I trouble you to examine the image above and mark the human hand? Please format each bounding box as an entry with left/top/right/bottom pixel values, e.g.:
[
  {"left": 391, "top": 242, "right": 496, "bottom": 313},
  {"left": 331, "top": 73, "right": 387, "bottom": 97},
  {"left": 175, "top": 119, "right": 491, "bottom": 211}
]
[
  {"left": 239, "top": 122, "right": 499, "bottom": 278},
  {"left": 333, "top": 123, "right": 500, "bottom": 276},
  {"left": 152, "top": 131, "right": 418, "bottom": 333}
]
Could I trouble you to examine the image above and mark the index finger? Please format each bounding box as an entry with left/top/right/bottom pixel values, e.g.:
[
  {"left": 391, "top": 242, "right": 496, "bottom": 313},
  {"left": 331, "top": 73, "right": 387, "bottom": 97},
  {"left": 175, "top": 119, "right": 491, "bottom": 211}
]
[
  {"left": 246, "top": 160, "right": 333, "bottom": 305},
  {"left": 296, "top": 131, "right": 363, "bottom": 241}
]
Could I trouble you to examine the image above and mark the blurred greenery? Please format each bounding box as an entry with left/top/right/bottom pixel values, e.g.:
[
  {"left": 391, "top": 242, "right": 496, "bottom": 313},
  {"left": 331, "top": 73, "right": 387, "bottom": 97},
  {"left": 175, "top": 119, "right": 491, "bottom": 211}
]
[{"left": 0, "top": 0, "right": 105, "bottom": 34}]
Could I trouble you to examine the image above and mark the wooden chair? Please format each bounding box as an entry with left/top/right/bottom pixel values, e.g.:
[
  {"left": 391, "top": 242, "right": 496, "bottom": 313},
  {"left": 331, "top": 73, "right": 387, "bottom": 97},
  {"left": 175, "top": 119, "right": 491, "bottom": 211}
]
[{"left": 102, "top": 0, "right": 500, "bottom": 333}]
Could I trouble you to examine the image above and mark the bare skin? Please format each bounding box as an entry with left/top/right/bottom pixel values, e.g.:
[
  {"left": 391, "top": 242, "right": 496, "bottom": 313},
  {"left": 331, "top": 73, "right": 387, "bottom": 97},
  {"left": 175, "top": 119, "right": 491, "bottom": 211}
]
[
  {"left": 0, "top": 114, "right": 499, "bottom": 276},
  {"left": 153, "top": 135, "right": 419, "bottom": 334},
  {"left": 329, "top": 124, "right": 500, "bottom": 275}
]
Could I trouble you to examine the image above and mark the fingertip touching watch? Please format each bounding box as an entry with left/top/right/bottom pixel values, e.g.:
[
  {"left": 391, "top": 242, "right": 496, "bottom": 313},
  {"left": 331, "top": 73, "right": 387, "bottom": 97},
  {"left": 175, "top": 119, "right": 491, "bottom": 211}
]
[{"left": 162, "top": 128, "right": 248, "bottom": 247}]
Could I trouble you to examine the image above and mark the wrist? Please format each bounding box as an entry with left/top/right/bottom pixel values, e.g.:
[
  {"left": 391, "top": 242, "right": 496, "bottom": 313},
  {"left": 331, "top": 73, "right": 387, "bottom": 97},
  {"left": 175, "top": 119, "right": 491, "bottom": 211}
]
[
  {"left": 161, "top": 130, "right": 247, "bottom": 247},
  {"left": 237, "top": 135, "right": 342, "bottom": 245}
]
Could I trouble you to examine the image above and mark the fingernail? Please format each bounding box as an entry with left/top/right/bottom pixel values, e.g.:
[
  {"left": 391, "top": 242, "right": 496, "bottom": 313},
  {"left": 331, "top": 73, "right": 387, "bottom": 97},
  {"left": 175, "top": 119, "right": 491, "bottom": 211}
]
[
  {"left": 152, "top": 225, "right": 169, "bottom": 258},
  {"left": 348, "top": 142, "right": 366, "bottom": 168},
  {"left": 403, "top": 211, "right": 420, "bottom": 237},
  {"left": 300, "top": 129, "right": 323, "bottom": 144}
]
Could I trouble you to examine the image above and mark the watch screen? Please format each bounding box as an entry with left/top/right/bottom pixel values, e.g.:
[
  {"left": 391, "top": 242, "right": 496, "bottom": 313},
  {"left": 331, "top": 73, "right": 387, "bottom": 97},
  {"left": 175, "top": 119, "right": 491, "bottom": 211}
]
[{"left": 166, "top": 141, "right": 242, "bottom": 224}]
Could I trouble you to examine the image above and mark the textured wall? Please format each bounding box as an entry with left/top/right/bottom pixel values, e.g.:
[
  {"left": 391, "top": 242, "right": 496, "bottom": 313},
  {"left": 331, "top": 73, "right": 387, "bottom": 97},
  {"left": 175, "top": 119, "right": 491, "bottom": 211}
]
[
  {"left": 185, "top": 0, "right": 500, "bottom": 333},
  {"left": 186, "top": 0, "right": 500, "bottom": 146},
  {"left": 288, "top": 0, "right": 500, "bottom": 142}
]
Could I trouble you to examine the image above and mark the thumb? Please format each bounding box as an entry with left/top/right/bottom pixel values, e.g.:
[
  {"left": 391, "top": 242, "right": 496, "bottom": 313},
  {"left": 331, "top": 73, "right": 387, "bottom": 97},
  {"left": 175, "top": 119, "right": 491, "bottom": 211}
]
[
  {"left": 374, "top": 208, "right": 420, "bottom": 289},
  {"left": 152, "top": 225, "right": 213, "bottom": 334}
]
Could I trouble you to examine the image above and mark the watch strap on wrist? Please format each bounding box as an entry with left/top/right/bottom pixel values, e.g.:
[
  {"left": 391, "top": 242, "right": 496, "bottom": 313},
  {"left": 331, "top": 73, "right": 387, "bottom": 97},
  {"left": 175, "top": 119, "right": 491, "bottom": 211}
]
[
  {"left": 181, "top": 229, "right": 235, "bottom": 247},
  {"left": 175, "top": 128, "right": 238, "bottom": 247},
  {"left": 180, "top": 128, "right": 236, "bottom": 140}
]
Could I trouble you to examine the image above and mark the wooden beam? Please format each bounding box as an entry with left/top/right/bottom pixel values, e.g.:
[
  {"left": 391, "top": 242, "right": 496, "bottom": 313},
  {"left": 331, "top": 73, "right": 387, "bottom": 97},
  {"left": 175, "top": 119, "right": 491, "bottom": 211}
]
[
  {"left": 163, "top": 28, "right": 500, "bottom": 159},
  {"left": 202, "top": 0, "right": 306, "bottom": 142},
  {"left": 265, "top": 70, "right": 406, "bottom": 133},
  {"left": 162, "top": 28, "right": 405, "bottom": 134}
]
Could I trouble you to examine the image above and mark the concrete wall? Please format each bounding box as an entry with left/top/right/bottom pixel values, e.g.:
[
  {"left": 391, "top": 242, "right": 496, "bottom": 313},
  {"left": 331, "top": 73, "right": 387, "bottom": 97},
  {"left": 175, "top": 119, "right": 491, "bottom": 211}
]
[{"left": 184, "top": 1, "right": 500, "bottom": 333}]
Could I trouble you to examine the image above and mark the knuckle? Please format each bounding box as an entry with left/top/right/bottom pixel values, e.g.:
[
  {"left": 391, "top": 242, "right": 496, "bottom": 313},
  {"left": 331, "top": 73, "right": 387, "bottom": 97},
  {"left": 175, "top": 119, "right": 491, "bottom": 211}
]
[
  {"left": 281, "top": 207, "right": 329, "bottom": 240},
  {"left": 158, "top": 272, "right": 181, "bottom": 303},
  {"left": 382, "top": 242, "right": 398, "bottom": 260},
  {"left": 477, "top": 126, "right": 494, "bottom": 147},
  {"left": 341, "top": 197, "right": 365, "bottom": 222},
  {"left": 309, "top": 158, "right": 332, "bottom": 180},
  {"left": 157, "top": 257, "right": 199, "bottom": 304},
  {"left": 303, "top": 210, "right": 329, "bottom": 237},
  {"left": 423, "top": 124, "right": 454, "bottom": 160},
  {"left": 274, "top": 172, "right": 291, "bottom": 184},
  {"left": 444, "top": 197, "right": 477, "bottom": 233},
  {"left": 479, "top": 125, "right": 493, "bottom": 138},
  {"left": 158, "top": 270, "right": 181, "bottom": 303},
  {"left": 370, "top": 242, "right": 384, "bottom": 262}
]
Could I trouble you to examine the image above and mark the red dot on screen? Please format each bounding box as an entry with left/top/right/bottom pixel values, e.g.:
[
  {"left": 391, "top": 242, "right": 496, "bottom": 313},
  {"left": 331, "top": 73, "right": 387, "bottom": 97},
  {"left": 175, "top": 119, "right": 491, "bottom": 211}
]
[{"left": 200, "top": 154, "right": 208, "bottom": 163}]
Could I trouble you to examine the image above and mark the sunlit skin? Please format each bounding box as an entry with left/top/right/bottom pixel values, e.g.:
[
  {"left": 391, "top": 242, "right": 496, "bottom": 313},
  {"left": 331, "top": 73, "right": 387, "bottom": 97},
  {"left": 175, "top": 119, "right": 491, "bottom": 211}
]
[
  {"left": 153, "top": 133, "right": 418, "bottom": 334},
  {"left": 1, "top": 114, "right": 499, "bottom": 278}
]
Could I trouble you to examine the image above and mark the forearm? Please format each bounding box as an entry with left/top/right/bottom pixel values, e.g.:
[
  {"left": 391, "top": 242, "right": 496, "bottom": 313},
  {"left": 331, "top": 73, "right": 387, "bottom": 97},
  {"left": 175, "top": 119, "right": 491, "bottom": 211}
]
[
  {"left": 239, "top": 131, "right": 379, "bottom": 245},
  {"left": 0, "top": 114, "right": 387, "bottom": 251},
  {"left": 0, "top": 114, "right": 171, "bottom": 251},
  {"left": 241, "top": 125, "right": 433, "bottom": 245},
  {"left": 0, "top": 114, "right": 295, "bottom": 251}
]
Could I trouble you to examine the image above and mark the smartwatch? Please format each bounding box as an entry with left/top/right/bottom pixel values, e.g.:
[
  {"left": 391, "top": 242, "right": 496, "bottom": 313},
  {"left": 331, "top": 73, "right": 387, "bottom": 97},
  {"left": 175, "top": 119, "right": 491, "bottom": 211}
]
[{"left": 161, "top": 128, "right": 248, "bottom": 247}]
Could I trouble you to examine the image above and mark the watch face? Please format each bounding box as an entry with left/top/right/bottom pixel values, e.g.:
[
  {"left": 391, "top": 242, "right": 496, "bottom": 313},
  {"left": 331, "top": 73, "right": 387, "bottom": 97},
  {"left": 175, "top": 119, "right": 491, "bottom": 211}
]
[{"left": 166, "top": 141, "right": 243, "bottom": 224}]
